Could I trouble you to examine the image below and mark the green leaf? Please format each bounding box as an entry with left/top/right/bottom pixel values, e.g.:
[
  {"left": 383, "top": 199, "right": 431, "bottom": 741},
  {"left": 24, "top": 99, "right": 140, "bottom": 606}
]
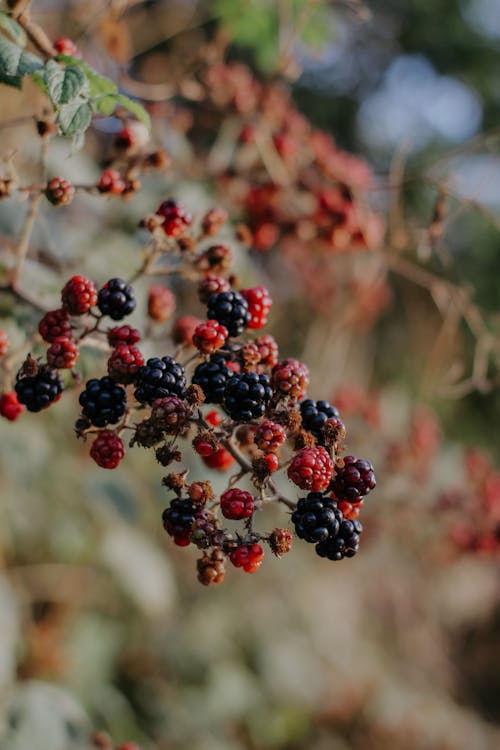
[
  {"left": 113, "top": 94, "right": 150, "bottom": 129},
  {"left": 43, "top": 59, "right": 87, "bottom": 105},
  {"left": 56, "top": 55, "right": 117, "bottom": 97},
  {"left": 0, "top": 12, "right": 27, "bottom": 47},
  {"left": 0, "top": 34, "right": 42, "bottom": 87},
  {"left": 91, "top": 94, "right": 118, "bottom": 117},
  {"left": 57, "top": 100, "right": 92, "bottom": 136}
]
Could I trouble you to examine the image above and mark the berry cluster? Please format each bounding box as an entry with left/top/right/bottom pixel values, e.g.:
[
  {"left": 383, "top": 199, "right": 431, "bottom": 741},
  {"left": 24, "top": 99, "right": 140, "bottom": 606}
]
[{"left": 1, "top": 198, "right": 376, "bottom": 583}]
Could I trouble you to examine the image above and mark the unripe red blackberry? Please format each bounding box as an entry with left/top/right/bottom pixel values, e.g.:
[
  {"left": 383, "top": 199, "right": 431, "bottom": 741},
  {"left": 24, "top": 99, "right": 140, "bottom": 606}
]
[
  {"left": 269, "top": 528, "right": 293, "bottom": 557},
  {"left": 156, "top": 199, "right": 192, "bottom": 237},
  {"left": 254, "top": 334, "right": 279, "bottom": 368},
  {"left": 205, "top": 410, "right": 222, "bottom": 426},
  {"left": 47, "top": 337, "right": 79, "bottom": 369},
  {"left": 46, "top": 177, "right": 75, "bottom": 206},
  {"left": 61, "top": 275, "right": 97, "bottom": 315},
  {"left": 134, "top": 356, "right": 186, "bottom": 404},
  {"left": 253, "top": 222, "right": 279, "bottom": 251},
  {"left": 229, "top": 544, "right": 264, "bottom": 573},
  {"left": 151, "top": 395, "right": 188, "bottom": 433},
  {"left": 171, "top": 315, "right": 203, "bottom": 345},
  {"left": 331, "top": 455, "right": 376, "bottom": 501},
  {"left": 97, "top": 278, "right": 136, "bottom": 320},
  {"left": 97, "top": 168, "right": 125, "bottom": 195},
  {"left": 15, "top": 365, "right": 63, "bottom": 412},
  {"left": 337, "top": 499, "right": 364, "bottom": 521},
  {"left": 107, "top": 344, "right": 144, "bottom": 383},
  {"left": 196, "top": 244, "right": 233, "bottom": 274},
  {"left": 114, "top": 122, "right": 149, "bottom": 152},
  {"left": 288, "top": 446, "right": 334, "bottom": 492},
  {"left": 197, "top": 549, "right": 225, "bottom": 585},
  {"left": 193, "top": 432, "right": 218, "bottom": 457},
  {"left": 201, "top": 207, "right": 228, "bottom": 236},
  {"left": 193, "top": 320, "right": 228, "bottom": 355},
  {"left": 38, "top": 309, "right": 72, "bottom": 343},
  {"left": 79, "top": 377, "right": 127, "bottom": 427},
  {"left": 223, "top": 371, "right": 272, "bottom": 421},
  {"left": 220, "top": 488, "right": 254, "bottom": 520},
  {"left": 271, "top": 358, "right": 309, "bottom": 402},
  {"left": 255, "top": 419, "right": 286, "bottom": 452},
  {"left": 202, "top": 445, "right": 234, "bottom": 471},
  {"left": 54, "top": 37, "right": 77, "bottom": 56},
  {"left": 147, "top": 285, "right": 176, "bottom": 322},
  {"left": 240, "top": 286, "right": 272, "bottom": 329},
  {"left": 0, "top": 391, "right": 24, "bottom": 421},
  {"left": 264, "top": 452, "right": 279, "bottom": 472},
  {"left": 107, "top": 325, "right": 141, "bottom": 347},
  {"left": 198, "top": 274, "right": 231, "bottom": 304},
  {"left": 207, "top": 291, "right": 250, "bottom": 338},
  {"left": 90, "top": 431, "right": 125, "bottom": 469},
  {"left": 0, "top": 329, "right": 9, "bottom": 356}
]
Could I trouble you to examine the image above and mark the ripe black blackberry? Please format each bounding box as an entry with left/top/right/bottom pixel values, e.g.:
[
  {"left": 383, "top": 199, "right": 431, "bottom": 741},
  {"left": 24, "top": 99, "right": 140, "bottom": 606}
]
[
  {"left": 331, "top": 455, "right": 376, "bottom": 502},
  {"left": 97, "top": 278, "right": 136, "bottom": 320},
  {"left": 79, "top": 376, "right": 127, "bottom": 427},
  {"left": 316, "top": 518, "right": 363, "bottom": 561},
  {"left": 15, "top": 366, "right": 63, "bottom": 412},
  {"left": 206, "top": 291, "right": 250, "bottom": 338},
  {"left": 162, "top": 498, "right": 195, "bottom": 543},
  {"left": 223, "top": 371, "right": 272, "bottom": 421},
  {"left": 300, "top": 399, "right": 340, "bottom": 440},
  {"left": 192, "top": 354, "right": 231, "bottom": 404},
  {"left": 291, "top": 493, "right": 342, "bottom": 544},
  {"left": 134, "top": 356, "right": 186, "bottom": 405}
]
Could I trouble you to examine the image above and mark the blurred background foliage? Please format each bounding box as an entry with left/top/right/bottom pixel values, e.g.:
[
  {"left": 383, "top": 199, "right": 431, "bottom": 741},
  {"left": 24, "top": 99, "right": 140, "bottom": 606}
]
[{"left": 0, "top": 1, "right": 500, "bottom": 749}]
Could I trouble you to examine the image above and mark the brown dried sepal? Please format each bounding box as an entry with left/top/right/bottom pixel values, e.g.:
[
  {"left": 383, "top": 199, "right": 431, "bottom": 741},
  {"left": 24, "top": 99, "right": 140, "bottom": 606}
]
[
  {"left": 18, "top": 353, "right": 40, "bottom": 378},
  {"left": 252, "top": 456, "right": 271, "bottom": 485},
  {"left": 162, "top": 472, "right": 187, "bottom": 494},
  {"left": 185, "top": 384, "right": 205, "bottom": 406},
  {"left": 155, "top": 444, "right": 182, "bottom": 466},
  {"left": 187, "top": 480, "right": 214, "bottom": 506},
  {"left": 322, "top": 416, "right": 347, "bottom": 450},
  {"left": 271, "top": 407, "right": 301, "bottom": 433},
  {"left": 269, "top": 528, "right": 293, "bottom": 558},
  {"left": 293, "top": 427, "right": 316, "bottom": 451},
  {"left": 131, "top": 418, "right": 165, "bottom": 448}
]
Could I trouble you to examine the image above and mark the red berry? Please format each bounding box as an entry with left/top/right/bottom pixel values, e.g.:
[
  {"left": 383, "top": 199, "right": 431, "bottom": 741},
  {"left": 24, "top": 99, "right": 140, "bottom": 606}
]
[
  {"left": 337, "top": 499, "right": 364, "bottom": 521},
  {"left": 47, "top": 337, "right": 79, "bottom": 369},
  {"left": 54, "top": 38, "right": 77, "bottom": 56},
  {"left": 107, "top": 325, "right": 141, "bottom": 346},
  {"left": 193, "top": 320, "right": 228, "bottom": 355},
  {"left": 288, "top": 446, "right": 334, "bottom": 492},
  {"left": 171, "top": 315, "right": 203, "bottom": 345},
  {"left": 254, "top": 334, "right": 279, "bottom": 367},
  {"left": 0, "top": 391, "right": 24, "bottom": 421},
  {"left": 198, "top": 274, "right": 231, "bottom": 304},
  {"left": 255, "top": 419, "right": 286, "bottom": 452},
  {"left": 194, "top": 436, "right": 217, "bottom": 457},
  {"left": 114, "top": 122, "right": 149, "bottom": 152},
  {"left": 205, "top": 410, "right": 222, "bottom": 426},
  {"left": 253, "top": 222, "right": 279, "bottom": 251},
  {"left": 202, "top": 445, "right": 234, "bottom": 471},
  {"left": 90, "top": 431, "right": 125, "bottom": 469},
  {"left": 240, "top": 286, "right": 272, "bottom": 329},
  {"left": 271, "top": 358, "right": 309, "bottom": 401},
  {"left": 46, "top": 177, "right": 75, "bottom": 206},
  {"left": 61, "top": 275, "right": 97, "bottom": 315},
  {"left": 0, "top": 329, "right": 9, "bottom": 356},
  {"left": 264, "top": 453, "right": 279, "bottom": 472},
  {"left": 38, "top": 309, "right": 72, "bottom": 343},
  {"left": 147, "top": 285, "right": 176, "bottom": 322},
  {"left": 107, "top": 344, "right": 144, "bottom": 383},
  {"left": 229, "top": 543, "right": 264, "bottom": 573},
  {"left": 220, "top": 488, "right": 254, "bottom": 520},
  {"left": 156, "top": 199, "right": 192, "bottom": 237},
  {"left": 97, "top": 168, "right": 126, "bottom": 195}
]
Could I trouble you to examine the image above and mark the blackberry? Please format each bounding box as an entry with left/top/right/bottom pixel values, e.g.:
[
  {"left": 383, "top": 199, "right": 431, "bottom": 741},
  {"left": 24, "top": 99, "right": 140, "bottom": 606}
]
[
  {"left": 291, "top": 493, "right": 341, "bottom": 544},
  {"left": 316, "top": 518, "right": 363, "bottom": 561},
  {"left": 206, "top": 291, "right": 250, "bottom": 338},
  {"left": 15, "top": 366, "right": 63, "bottom": 412},
  {"left": 162, "top": 498, "right": 195, "bottom": 545},
  {"left": 331, "top": 455, "right": 376, "bottom": 502},
  {"left": 300, "top": 399, "right": 340, "bottom": 440},
  {"left": 97, "top": 278, "right": 136, "bottom": 320},
  {"left": 134, "top": 356, "right": 186, "bottom": 405},
  {"left": 79, "top": 376, "right": 127, "bottom": 427},
  {"left": 192, "top": 354, "right": 231, "bottom": 404},
  {"left": 223, "top": 371, "right": 272, "bottom": 421}
]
